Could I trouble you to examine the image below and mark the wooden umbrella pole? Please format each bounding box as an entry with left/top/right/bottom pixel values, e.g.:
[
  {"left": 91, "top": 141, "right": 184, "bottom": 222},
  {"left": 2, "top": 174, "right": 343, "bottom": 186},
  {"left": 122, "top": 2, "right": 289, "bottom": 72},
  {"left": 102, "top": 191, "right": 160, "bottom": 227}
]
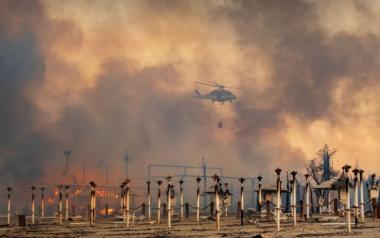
[
  {"left": 304, "top": 174, "right": 310, "bottom": 221},
  {"left": 224, "top": 183, "right": 229, "bottom": 217},
  {"left": 7, "top": 187, "right": 12, "bottom": 226},
  {"left": 212, "top": 174, "right": 220, "bottom": 231},
  {"left": 59, "top": 185, "right": 63, "bottom": 225},
  {"left": 120, "top": 184, "right": 125, "bottom": 218},
  {"left": 359, "top": 169, "right": 365, "bottom": 223},
  {"left": 275, "top": 168, "right": 282, "bottom": 232},
  {"left": 40, "top": 187, "right": 45, "bottom": 219},
  {"left": 343, "top": 165, "right": 352, "bottom": 233},
  {"left": 31, "top": 186, "right": 35, "bottom": 224},
  {"left": 65, "top": 185, "right": 70, "bottom": 220},
  {"left": 165, "top": 176, "right": 172, "bottom": 229},
  {"left": 257, "top": 176, "right": 263, "bottom": 214},
  {"left": 352, "top": 169, "right": 359, "bottom": 227},
  {"left": 291, "top": 171, "right": 297, "bottom": 226},
  {"left": 157, "top": 180, "right": 162, "bottom": 224},
  {"left": 147, "top": 181, "right": 151, "bottom": 222},
  {"left": 125, "top": 179, "right": 131, "bottom": 227},
  {"left": 179, "top": 180, "right": 184, "bottom": 222},
  {"left": 7, "top": 187, "right": 12, "bottom": 225},
  {"left": 239, "top": 178, "right": 245, "bottom": 226},
  {"left": 196, "top": 177, "right": 201, "bottom": 224},
  {"left": 89, "top": 181, "right": 96, "bottom": 226}
]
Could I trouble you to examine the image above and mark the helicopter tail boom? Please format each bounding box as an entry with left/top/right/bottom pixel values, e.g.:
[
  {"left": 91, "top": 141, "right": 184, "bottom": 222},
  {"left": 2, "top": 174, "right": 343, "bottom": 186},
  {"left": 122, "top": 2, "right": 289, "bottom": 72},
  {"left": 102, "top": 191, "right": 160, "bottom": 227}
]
[{"left": 193, "top": 89, "right": 205, "bottom": 99}]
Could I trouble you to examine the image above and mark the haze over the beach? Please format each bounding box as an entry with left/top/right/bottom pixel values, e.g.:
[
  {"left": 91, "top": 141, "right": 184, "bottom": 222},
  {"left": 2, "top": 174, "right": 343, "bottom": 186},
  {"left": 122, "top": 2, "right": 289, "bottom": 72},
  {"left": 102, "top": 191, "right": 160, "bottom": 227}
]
[{"left": 1, "top": 0, "right": 380, "bottom": 186}]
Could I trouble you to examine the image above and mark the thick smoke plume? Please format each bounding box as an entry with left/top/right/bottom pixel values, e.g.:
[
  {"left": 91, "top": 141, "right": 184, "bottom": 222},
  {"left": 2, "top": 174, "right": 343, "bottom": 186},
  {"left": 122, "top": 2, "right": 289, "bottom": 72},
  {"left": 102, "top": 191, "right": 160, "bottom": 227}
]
[{"left": 1, "top": 0, "right": 380, "bottom": 188}]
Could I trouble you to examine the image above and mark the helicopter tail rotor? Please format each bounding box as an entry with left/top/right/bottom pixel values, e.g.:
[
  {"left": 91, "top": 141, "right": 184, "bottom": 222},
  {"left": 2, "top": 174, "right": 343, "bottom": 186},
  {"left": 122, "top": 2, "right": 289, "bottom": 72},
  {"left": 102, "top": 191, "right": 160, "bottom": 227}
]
[{"left": 194, "top": 89, "right": 201, "bottom": 98}]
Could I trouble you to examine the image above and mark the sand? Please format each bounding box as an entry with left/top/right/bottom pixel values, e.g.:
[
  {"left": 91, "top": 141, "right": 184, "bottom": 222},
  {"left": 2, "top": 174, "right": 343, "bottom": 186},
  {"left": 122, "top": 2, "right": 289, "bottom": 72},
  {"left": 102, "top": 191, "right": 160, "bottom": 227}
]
[{"left": 0, "top": 216, "right": 379, "bottom": 238}]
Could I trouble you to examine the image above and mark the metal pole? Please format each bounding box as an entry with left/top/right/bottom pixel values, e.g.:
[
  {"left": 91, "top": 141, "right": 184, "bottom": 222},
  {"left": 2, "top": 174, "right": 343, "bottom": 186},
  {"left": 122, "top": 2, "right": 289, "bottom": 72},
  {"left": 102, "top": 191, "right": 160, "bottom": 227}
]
[
  {"left": 7, "top": 187, "right": 11, "bottom": 226},
  {"left": 359, "top": 169, "right": 365, "bottom": 223},
  {"left": 202, "top": 159, "right": 207, "bottom": 207},
  {"left": 165, "top": 176, "right": 172, "bottom": 229},
  {"left": 275, "top": 168, "right": 282, "bottom": 232},
  {"left": 40, "top": 187, "right": 45, "bottom": 219},
  {"left": 157, "top": 180, "right": 162, "bottom": 224},
  {"left": 291, "top": 171, "right": 297, "bottom": 226},
  {"left": 239, "top": 178, "right": 245, "bottom": 226},
  {"left": 196, "top": 177, "right": 201, "bottom": 224},
  {"left": 147, "top": 181, "right": 151, "bottom": 222},
  {"left": 65, "top": 185, "right": 69, "bottom": 220},
  {"left": 179, "top": 180, "right": 184, "bottom": 221}
]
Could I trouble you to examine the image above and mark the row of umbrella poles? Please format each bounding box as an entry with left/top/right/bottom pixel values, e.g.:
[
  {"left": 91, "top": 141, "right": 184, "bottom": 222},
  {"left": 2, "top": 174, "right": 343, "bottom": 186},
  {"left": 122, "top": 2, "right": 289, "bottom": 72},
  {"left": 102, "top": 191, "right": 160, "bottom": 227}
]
[
  {"left": 270, "top": 165, "right": 368, "bottom": 233},
  {"left": 120, "top": 175, "right": 222, "bottom": 229},
  {"left": 4, "top": 165, "right": 374, "bottom": 234},
  {"left": 6, "top": 185, "right": 70, "bottom": 226},
  {"left": 113, "top": 166, "right": 370, "bottom": 233}
]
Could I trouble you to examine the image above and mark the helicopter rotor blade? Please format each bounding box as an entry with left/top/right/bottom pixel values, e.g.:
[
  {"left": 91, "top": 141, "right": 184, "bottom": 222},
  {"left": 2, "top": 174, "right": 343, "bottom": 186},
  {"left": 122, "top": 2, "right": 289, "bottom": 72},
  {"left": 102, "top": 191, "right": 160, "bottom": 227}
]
[
  {"left": 195, "top": 81, "right": 241, "bottom": 89},
  {"left": 194, "top": 81, "right": 220, "bottom": 87},
  {"left": 209, "top": 81, "right": 243, "bottom": 89},
  {"left": 209, "top": 81, "right": 224, "bottom": 88}
]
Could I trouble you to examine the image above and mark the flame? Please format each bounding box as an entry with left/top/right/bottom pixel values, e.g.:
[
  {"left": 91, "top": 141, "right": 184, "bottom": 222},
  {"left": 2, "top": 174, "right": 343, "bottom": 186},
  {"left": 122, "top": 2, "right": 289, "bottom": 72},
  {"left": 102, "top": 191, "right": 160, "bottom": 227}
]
[
  {"left": 99, "top": 208, "right": 114, "bottom": 216},
  {"left": 47, "top": 197, "right": 54, "bottom": 205},
  {"left": 95, "top": 190, "right": 116, "bottom": 198},
  {"left": 73, "top": 188, "right": 81, "bottom": 196}
]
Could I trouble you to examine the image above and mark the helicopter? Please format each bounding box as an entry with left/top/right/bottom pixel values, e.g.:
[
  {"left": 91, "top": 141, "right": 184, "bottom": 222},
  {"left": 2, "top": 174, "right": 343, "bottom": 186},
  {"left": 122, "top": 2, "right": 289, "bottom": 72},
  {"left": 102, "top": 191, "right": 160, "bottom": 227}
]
[{"left": 193, "top": 81, "right": 236, "bottom": 104}]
